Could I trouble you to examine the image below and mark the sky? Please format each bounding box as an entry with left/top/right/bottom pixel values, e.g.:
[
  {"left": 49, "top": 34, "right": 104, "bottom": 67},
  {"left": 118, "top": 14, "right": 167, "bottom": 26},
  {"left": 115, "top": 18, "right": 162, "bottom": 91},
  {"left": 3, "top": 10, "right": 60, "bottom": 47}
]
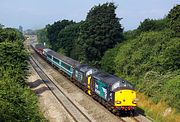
[{"left": 0, "top": 0, "right": 179, "bottom": 31}]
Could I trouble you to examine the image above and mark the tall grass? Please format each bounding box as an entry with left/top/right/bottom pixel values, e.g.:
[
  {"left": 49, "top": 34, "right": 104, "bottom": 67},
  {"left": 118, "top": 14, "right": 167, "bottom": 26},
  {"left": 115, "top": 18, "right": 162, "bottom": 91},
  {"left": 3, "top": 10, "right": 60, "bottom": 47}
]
[{"left": 137, "top": 93, "right": 180, "bottom": 122}]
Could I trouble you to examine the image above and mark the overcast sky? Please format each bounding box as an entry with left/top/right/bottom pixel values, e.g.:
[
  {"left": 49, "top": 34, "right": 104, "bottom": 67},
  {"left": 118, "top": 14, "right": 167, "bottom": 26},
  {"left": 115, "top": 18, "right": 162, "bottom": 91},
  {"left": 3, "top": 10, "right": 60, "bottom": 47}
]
[{"left": 0, "top": 0, "right": 179, "bottom": 31}]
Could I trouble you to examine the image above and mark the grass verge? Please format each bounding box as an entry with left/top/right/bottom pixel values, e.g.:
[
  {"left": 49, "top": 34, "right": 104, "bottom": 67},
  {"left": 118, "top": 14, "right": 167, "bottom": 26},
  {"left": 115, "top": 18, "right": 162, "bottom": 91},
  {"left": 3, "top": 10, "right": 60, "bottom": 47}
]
[{"left": 137, "top": 93, "right": 180, "bottom": 122}]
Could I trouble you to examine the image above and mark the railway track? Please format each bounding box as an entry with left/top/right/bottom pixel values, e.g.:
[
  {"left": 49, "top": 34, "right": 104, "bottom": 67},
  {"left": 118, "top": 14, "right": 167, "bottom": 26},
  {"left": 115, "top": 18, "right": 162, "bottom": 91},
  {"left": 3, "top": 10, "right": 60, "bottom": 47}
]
[{"left": 29, "top": 55, "right": 93, "bottom": 122}]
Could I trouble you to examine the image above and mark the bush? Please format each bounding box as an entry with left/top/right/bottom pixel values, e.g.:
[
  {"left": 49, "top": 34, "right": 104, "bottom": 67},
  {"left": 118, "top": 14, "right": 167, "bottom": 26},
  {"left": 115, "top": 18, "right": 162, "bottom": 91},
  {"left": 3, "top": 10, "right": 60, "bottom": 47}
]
[
  {"left": 0, "top": 28, "right": 45, "bottom": 121},
  {"left": 0, "top": 77, "right": 43, "bottom": 121},
  {"left": 101, "top": 30, "right": 180, "bottom": 111}
]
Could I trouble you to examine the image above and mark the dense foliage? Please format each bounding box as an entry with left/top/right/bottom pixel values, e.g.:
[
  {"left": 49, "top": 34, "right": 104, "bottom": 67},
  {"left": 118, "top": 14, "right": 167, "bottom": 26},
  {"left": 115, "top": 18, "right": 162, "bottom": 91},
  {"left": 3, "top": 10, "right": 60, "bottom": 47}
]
[
  {"left": 78, "top": 3, "right": 123, "bottom": 65},
  {"left": 101, "top": 5, "right": 180, "bottom": 111},
  {"left": 46, "top": 20, "right": 74, "bottom": 50},
  {"left": 0, "top": 26, "right": 44, "bottom": 121},
  {"left": 137, "top": 18, "right": 168, "bottom": 32},
  {"left": 0, "top": 27, "right": 24, "bottom": 42},
  {"left": 36, "top": 28, "right": 50, "bottom": 48},
  {"left": 57, "top": 23, "right": 81, "bottom": 58},
  {"left": 167, "top": 4, "right": 180, "bottom": 37}
]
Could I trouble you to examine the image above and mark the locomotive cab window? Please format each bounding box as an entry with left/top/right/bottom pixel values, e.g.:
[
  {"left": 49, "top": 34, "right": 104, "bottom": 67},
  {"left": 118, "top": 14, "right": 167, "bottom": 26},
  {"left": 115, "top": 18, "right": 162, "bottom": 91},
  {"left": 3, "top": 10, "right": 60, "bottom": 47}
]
[
  {"left": 112, "top": 81, "right": 120, "bottom": 91},
  {"left": 120, "top": 81, "right": 134, "bottom": 89},
  {"left": 47, "top": 54, "right": 52, "bottom": 59}
]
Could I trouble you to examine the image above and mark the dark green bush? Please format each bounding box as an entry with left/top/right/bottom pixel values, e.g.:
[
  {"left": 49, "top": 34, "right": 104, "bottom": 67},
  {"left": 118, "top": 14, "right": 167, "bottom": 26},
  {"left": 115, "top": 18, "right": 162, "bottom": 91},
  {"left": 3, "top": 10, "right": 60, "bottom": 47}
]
[
  {"left": 0, "top": 77, "right": 43, "bottom": 121},
  {"left": 0, "top": 27, "right": 45, "bottom": 121},
  {"left": 101, "top": 30, "right": 180, "bottom": 111}
]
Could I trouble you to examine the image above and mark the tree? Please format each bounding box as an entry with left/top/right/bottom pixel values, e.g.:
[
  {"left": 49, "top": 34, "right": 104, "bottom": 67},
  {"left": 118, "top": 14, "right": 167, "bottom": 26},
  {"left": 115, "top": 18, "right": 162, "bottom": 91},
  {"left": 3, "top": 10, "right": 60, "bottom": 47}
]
[
  {"left": 167, "top": 4, "right": 180, "bottom": 37},
  {"left": 137, "top": 18, "right": 168, "bottom": 32},
  {"left": 100, "top": 46, "right": 119, "bottom": 74},
  {"left": 46, "top": 20, "right": 75, "bottom": 49},
  {"left": 0, "top": 28, "right": 24, "bottom": 42},
  {"left": 36, "top": 28, "right": 50, "bottom": 47},
  {"left": 79, "top": 2, "right": 123, "bottom": 65},
  {"left": 57, "top": 23, "right": 81, "bottom": 58},
  {"left": 0, "top": 40, "right": 44, "bottom": 121}
]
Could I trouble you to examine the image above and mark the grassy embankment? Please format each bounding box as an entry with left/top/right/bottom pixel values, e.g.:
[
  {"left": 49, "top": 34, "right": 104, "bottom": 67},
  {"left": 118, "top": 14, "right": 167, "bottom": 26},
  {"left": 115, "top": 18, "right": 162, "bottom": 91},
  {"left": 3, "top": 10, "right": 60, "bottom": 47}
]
[{"left": 101, "top": 30, "right": 180, "bottom": 122}]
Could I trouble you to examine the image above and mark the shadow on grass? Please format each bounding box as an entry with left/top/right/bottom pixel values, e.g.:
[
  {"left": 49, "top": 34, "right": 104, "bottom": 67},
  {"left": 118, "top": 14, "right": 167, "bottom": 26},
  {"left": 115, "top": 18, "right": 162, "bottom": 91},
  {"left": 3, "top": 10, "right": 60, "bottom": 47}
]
[{"left": 135, "top": 106, "right": 145, "bottom": 116}]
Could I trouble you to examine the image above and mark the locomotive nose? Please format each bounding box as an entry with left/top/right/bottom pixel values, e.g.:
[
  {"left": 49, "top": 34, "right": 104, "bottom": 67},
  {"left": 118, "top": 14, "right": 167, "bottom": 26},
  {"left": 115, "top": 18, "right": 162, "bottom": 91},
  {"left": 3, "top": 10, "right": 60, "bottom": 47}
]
[{"left": 115, "top": 89, "right": 137, "bottom": 107}]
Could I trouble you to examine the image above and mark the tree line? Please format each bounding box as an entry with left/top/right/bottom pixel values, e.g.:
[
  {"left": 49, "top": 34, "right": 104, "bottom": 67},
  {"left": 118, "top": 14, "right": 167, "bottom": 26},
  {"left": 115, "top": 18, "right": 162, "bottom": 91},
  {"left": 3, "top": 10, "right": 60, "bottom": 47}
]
[{"left": 0, "top": 25, "right": 45, "bottom": 121}]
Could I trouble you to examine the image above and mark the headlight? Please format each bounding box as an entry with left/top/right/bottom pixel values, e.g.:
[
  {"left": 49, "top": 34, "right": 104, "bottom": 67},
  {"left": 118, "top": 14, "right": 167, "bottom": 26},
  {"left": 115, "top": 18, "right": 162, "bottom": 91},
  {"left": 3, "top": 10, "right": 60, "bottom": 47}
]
[
  {"left": 132, "top": 98, "right": 138, "bottom": 104},
  {"left": 116, "top": 101, "right": 121, "bottom": 104}
]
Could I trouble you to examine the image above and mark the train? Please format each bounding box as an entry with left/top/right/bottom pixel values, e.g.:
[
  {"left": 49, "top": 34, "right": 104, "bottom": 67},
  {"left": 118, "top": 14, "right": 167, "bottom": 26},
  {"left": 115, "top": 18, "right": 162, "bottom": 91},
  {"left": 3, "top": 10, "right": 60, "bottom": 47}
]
[{"left": 31, "top": 43, "right": 137, "bottom": 116}]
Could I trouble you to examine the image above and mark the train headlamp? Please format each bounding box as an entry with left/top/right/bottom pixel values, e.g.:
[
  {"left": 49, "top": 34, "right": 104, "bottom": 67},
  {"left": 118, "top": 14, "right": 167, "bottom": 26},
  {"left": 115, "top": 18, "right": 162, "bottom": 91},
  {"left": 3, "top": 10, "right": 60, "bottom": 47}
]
[
  {"left": 132, "top": 98, "right": 138, "bottom": 104},
  {"left": 116, "top": 101, "right": 121, "bottom": 104}
]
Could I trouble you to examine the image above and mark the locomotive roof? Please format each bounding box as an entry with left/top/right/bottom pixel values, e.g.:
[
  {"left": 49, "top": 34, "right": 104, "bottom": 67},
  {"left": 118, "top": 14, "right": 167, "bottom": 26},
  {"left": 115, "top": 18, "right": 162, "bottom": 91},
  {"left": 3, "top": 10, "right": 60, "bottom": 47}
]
[
  {"left": 75, "top": 64, "right": 98, "bottom": 75},
  {"left": 45, "top": 49, "right": 80, "bottom": 67},
  {"left": 92, "top": 72, "right": 134, "bottom": 90},
  {"left": 93, "top": 72, "right": 120, "bottom": 84},
  {"left": 75, "top": 64, "right": 90, "bottom": 73}
]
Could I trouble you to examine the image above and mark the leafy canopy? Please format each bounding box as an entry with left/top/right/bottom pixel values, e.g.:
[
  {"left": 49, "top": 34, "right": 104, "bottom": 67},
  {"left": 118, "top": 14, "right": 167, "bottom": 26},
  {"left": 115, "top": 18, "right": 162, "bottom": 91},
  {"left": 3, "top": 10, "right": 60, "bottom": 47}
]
[
  {"left": 46, "top": 20, "right": 75, "bottom": 49},
  {"left": 78, "top": 2, "right": 123, "bottom": 65},
  {"left": 167, "top": 4, "right": 180, "bottom": 37},
  {"left": 0, "top": 25, "right": 45, "bottom": 121}
]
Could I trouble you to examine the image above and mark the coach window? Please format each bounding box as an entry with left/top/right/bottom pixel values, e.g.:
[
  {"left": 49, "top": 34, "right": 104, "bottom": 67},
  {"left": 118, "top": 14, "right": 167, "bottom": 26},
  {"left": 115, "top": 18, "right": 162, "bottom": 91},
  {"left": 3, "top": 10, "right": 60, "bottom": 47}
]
[
  {"left": 53, "top": 57, "right": 59, "bottom": 64},
  {"left": 61, "top": 62, "right": 71, "bottom": 71},
  {"left": 47, "top": 54, "right": 52, "bottom": 59}
]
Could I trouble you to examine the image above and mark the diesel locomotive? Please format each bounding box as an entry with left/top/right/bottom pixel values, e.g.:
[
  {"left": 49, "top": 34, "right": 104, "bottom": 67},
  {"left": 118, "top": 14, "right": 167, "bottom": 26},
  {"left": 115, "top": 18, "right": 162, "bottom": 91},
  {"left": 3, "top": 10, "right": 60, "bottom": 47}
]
[{"left": 31, "top": 43, "right": 137, "bottom": 115}]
